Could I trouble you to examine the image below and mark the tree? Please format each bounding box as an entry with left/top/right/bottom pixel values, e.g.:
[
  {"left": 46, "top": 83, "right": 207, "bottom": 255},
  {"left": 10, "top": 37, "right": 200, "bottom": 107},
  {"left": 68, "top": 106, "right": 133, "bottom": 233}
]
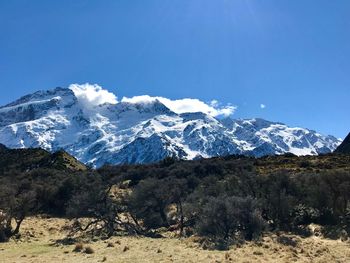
[
  {"left": 66, "top": 175, "right": 135, "bottom": 237},
  {"left": 0, "top": 177, "right": 36, "bottom": 242},
  {"left": 127, "top": 177, "right": 188, "bottom": 232},
  {"left": 258, "top": 172, "right": 297, "bottom": 230},
  {"left": 195, "top": 195, "right": 265, "bottom": 246},
  {"left": 320, "top": 171, "right": 350, "bottom": 218}
]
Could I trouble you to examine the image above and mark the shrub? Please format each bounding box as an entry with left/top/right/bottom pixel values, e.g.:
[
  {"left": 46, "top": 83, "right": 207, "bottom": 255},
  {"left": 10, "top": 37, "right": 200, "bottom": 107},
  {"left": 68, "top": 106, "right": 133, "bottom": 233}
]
[
  {"left": 0, "top": 177, "right": 36, "bottom": 242},
  {"left": 107, "top": 242, "right": 114, "bottom": 247},
  {"left": 73, "top": 243, "right": 84, "bottom": 252},
  {"left": 299, "top": 161, "right": 311, "bottom": 168},
  {"left": 84, "top": 246, "right": 95, "bottom": 254},
  {"left": 127, "top": 177, "right": 188, "bottom": 231},
  {"left": 259, "top": 172, "right": 297, "bottom": 230},
  {"left": 195, "top": 195, "right": 265, "bottom": 246}
]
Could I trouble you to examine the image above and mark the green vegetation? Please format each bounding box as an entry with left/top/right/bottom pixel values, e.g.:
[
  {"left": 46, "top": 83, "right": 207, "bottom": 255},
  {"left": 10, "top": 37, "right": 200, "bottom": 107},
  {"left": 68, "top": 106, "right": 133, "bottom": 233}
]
[
  {"left": 1, "top": 146, "right": 350, "bottom": 249},
  {"left": 0, "top": 144, "right": 86, "bottom": 173}
]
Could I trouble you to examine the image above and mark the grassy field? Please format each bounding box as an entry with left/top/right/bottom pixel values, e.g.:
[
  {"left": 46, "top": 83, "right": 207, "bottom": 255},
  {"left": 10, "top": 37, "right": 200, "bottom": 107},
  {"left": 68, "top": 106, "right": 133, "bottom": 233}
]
[{"left": 0, "top": 217, "right": 349, "bottom": 263}]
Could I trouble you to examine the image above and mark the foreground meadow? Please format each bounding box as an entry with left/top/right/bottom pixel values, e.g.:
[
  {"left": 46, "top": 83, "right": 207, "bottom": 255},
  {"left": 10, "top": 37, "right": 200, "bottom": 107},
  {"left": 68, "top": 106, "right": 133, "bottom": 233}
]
[{"left": 0, "top": 217, "right": 349, "bottom": 263}]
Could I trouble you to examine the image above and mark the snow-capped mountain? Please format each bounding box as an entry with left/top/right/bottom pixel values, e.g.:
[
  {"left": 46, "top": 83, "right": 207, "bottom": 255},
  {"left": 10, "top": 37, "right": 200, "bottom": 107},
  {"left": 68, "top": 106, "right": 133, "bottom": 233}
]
[{"left": 0, "top": 85, "right": 341, "bottom": 167}]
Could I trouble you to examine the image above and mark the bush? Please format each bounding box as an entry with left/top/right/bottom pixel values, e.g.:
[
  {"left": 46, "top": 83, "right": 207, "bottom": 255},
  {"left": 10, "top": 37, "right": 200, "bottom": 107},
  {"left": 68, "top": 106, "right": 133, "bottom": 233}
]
[
  {"left": 84, "top": 246, "right": 95, "bottom": 254},
  {"left": 259, "top": 172, "right": 297, "bottom": 230},
  {"left": 127, "top": 177, "right": 188, "bottom": 231},
  {"left": 299, "top": 161, "right": 311, "bottom": 168},
  {"left": 291, "top": 204, "right": 320, "bottom": 226},
  {"left": 195, "top": 195, "right": 265, "bottom": 246},
  {"left": 73, "top": 243, "right": 84, "bottom": 252},
  {"left": 0, "top": 177, "right": 36, "bottom": 242},
  {"left": 66, "top": 177, "right": 131, "bottom": 237}
]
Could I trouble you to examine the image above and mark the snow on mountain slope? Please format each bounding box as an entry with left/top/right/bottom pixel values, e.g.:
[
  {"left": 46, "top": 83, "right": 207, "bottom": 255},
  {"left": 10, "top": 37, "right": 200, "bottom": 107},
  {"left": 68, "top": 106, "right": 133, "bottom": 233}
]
[{"left": 0, "top": 85, "right": 342, "bottom": 167}]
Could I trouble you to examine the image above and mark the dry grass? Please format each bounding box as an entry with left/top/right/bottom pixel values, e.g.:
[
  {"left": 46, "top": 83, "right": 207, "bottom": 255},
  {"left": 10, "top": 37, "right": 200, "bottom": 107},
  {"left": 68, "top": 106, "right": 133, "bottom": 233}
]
[
  {"left": 0, "top": 217, "right": 349, "bottom": 263},
  {"left": 255, "top": 154, "right": 350, "bottom": 175}
]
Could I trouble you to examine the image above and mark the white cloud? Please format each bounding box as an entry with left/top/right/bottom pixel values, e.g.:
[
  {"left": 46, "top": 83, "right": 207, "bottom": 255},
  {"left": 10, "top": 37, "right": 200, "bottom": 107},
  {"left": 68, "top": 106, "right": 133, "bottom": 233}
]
[
  {"left": 210, "top": 100, "right": 219, "bottom": 107},
  {"left": 122, "top": 95, "right": 237, "bottom": 117},
  {"left": 68, "top": 83, "right": 237, "bottom": 117},
  {"left": 260, "top": 104, "right": 266, "bottom": 109},
  {"left": 120, "top": 95, "right": 155, "bottom": 105},
  {"left": 69, "top": 83, "right": 118, "bottom": 107}
]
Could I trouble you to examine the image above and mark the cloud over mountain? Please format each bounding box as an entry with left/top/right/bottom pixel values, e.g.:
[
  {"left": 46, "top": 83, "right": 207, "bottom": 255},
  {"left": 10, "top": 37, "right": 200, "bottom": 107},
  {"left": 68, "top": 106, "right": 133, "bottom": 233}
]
[
  {"left": 69, "top": 83, "right": 237, "bottom": 117},
  {"left": 122, "top": 95, "right": 236, "bottom": 117},
  {"left": 0, "top": 84, "right": 341, "bottom": 167},
  {"left": 69, "top": 83, "right": 118, "bottom": 107}
]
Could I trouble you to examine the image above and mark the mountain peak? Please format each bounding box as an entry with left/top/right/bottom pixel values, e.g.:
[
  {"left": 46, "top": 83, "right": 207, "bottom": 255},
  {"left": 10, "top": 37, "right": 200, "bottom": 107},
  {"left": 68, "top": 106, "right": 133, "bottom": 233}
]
[
  {"left": 0, "top": 87, "right": 77, "bottom": 127},
  {"left": 180, "top": 111, "right": 216, "bottom": 122},
  {"left": 109, "top": 99, "right": 174, "bottom": 116},
  {"left": 2, "top": 87, "right": 74, "bottom": 109},
  {"left": 0, "top": 86, "right": 342, "bottom": 167}
]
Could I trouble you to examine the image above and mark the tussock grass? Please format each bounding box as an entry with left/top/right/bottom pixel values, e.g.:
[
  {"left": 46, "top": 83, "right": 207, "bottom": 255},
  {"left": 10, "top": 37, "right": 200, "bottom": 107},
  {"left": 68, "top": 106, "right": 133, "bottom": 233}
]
[
  {"left": 83, "top": 246, "right": 94, "bottom": 254},
  {"left": 106, "top": 242, "right": 114, "bottom": 248},
  {"left": 73, "top": 243, "right": 84, "bottom": 252}
]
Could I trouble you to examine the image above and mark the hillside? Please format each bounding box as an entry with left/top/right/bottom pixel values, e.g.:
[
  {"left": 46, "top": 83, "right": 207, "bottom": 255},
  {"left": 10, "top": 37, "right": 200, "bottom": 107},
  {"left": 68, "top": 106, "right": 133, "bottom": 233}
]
[
  {"left": 0, "top": 144, "right": 86, "bottom": 173},
  {"left": 335, "top": 132, "right": 350, "bottom": 154},
  {"left": 0, "top": 149, "right": 349, "bottom": 261}
]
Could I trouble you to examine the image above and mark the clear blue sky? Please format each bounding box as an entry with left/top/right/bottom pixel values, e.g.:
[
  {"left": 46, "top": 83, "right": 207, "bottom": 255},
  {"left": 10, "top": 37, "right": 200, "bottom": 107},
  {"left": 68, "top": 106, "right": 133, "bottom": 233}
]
[{"left": 0, "top": 0, "right": 349, "bottom": 138}]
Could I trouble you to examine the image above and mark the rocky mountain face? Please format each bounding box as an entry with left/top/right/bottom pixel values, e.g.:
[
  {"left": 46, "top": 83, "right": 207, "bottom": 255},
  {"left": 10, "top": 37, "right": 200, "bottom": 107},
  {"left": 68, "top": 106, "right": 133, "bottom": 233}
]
[
  {"left": 335, "top": 133, "right": 350, "bottom": 154},
  {"left": 0, "top": 87, "right": 342, "bottom": 167}
]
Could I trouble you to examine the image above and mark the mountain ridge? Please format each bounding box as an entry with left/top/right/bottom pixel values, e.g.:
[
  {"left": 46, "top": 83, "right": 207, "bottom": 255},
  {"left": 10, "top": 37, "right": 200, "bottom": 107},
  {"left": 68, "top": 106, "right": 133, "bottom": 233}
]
[
  {"left": 0, "top": 86, "right": 342, "bottom": 167},
  {"left": 0, "top": 144, "right": 86, "bottom": 173},
  {"left": 335, "top": 132, "right": 350, "bottom": 154}
]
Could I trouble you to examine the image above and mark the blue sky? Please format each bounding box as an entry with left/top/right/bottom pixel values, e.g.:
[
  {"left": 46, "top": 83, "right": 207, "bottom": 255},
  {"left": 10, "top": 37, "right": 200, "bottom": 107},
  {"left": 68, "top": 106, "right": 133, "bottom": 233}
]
[{"left": 0, "top": 0, "right": 349, "bottom": 138}]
